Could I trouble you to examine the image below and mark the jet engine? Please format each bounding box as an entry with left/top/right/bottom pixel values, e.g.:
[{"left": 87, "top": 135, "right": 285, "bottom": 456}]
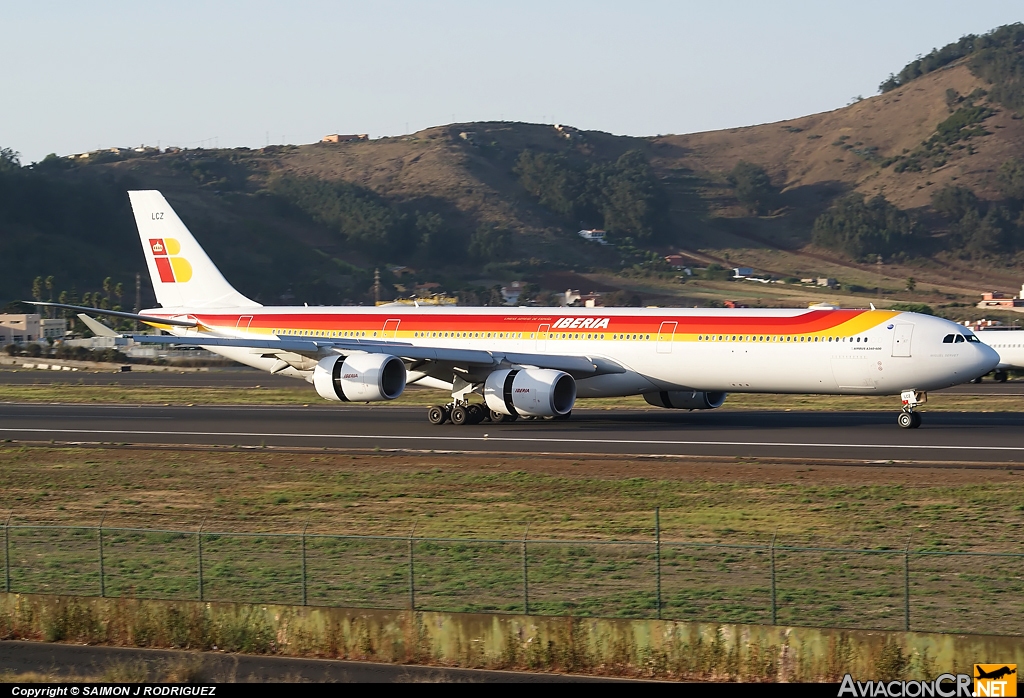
[
  {"left": 312, "top": 354, "right": 406, "bottom": 402},
  {"left": 484, "top": 368, "right": 576, "bottom": 417},
  {"left": 644, "top": 390, "right": 727, "bottom": 410}
]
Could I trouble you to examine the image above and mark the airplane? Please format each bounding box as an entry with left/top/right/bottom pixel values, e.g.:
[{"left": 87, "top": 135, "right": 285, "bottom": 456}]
[
  {"left": 31, "top": 190, "right": 999, "bottom": 430},
  {"left": 969, "top": 326, "right": 1024, "bottom": 382}
]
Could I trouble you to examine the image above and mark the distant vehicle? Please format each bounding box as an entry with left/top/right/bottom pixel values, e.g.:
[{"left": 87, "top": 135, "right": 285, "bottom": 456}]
[
  {"left": 31, "top": 191, "right": 998, "bottom": 429},
  {"left": 971, "top": 327, "right": 1024, "bottom": 382}
]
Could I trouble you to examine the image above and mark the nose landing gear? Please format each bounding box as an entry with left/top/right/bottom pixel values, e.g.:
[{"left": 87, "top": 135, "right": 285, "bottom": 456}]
[{"left": 898, "top": 390, "right": 925, "bottom": 429}]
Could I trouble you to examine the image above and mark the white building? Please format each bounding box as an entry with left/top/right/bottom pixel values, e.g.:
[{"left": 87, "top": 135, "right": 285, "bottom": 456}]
[{"left": 577, "top": 229, "right": 609, "bottom": 245}]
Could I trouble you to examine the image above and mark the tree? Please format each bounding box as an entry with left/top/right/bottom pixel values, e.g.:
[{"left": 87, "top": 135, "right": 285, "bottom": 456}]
[
  {"left": 113, "top": 282, "right": 124, "bottom": 310},
  {"left": 727, "top": 161, "right": 777, "bottom": 215},
  {"left": 906, "top": 277, "right": 916, "bottom": 292},
  {"left": 931, "top": 185, "right": 982, "bottom": 221},
  {"left": 468, "top": 225, "right": 512, "bottom": 262},
  {"left": 811, "top": 193, "right": 918, "bottom": 260},
  {"left": 0, "top": 147, "right": 19, "bottom": 173},
  {"left": 997, "top": 158, "right": 1024, "bottom": 202},
  {"left": 31, "top": 276, "right": 43, "bottom": 303}
]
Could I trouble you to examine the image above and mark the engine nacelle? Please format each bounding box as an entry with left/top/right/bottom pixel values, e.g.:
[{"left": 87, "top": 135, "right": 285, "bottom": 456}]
[
  {"left": 484, "top": 368, "right": 576, "bottom": 417},
  {"left": 644, "top": 390, "right": 727, "bottom": 410},
  {"left": 312, "top": 354, "right": 406, "bottom": 402}
]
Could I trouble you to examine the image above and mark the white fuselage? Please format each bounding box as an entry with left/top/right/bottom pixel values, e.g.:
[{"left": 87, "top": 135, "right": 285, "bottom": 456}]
[
  {"left": 976, "top": 328, "right": 1024, "bottom": 370},
  {"left": 146, "top": 305, "right": 998, "bottom": 399}
]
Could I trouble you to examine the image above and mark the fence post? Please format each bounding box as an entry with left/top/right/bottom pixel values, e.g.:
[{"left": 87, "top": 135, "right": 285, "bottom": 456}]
[
  {"left": 197, "top": 517, "right": 207, "bottom": 602},
  {"left": 904, "top": 534, "right": 912, "bottom": 632},
  {"left": 770, "top": 528, "right": 778, "bottom": 626},
  {"left": 98, "top": 514, "right": 106, "bottom": 598},
  {"left": 301, "top": 520, "right": 309, "bottom": 607},
  {"left": 408, "top": 525, "right": 416, "bottom": 611},
  {"left": 522, "top": 523, "right": 530, "bottom": 615},
  {"left": 4, "top": 513, "right": 11, "bottom": 594},
  {"left": 655, "top": 508, "right": 662, "bottom": 620}
]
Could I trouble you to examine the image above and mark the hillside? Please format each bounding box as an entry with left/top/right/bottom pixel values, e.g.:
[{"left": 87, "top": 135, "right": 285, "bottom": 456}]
[{"left": 3, "top": 23, "right": 1024, "bottom": 316}]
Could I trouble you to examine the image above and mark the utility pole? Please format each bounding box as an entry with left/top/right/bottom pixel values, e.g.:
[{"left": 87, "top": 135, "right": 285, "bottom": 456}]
[
  {"left": 134, "top": 273, "right": 141, "bottom": 332},
  {"left": 876, "top": 253, "right": 884, "bottom": 300}
]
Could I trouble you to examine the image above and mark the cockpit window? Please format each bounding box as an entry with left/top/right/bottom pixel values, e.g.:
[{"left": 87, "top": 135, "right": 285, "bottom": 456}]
[
  {"left": 965, "top": 334, "right": 980, "bottom": 342},
  {"left": 955, "top": 334, "right": 965, "bottom": 343},
  {"left": 943, "top": 334, "right": 954, "bottom": 343}
]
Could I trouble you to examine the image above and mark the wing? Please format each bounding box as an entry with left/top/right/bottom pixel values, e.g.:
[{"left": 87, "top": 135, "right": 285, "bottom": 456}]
[{"left": 126, "top": 333, "right": 621, "bottom": 377}]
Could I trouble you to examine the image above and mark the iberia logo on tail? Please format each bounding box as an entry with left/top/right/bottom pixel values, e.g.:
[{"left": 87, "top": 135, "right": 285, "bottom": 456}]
[{"left": 149, "top": 238, "right": 192, "bottom": 283}]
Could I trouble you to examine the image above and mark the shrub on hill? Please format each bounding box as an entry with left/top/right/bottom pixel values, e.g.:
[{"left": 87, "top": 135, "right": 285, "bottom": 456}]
[
  {"left": 888, "top": 303, "right": 935, "bottom": 315},
  {"left": 930, "top": 181, "right": 1024, "bottom": 256},
  {"left": 514, "top": 149, "right": 668, "bottom": 241},
  {"left": 931, "top": 185, "right": 982, "bottom": 222},
  {"left": 727, "top": 161, "right": 777, "bottom": 215},
  {"left": 811, "top": 193, "right": 919, "bottom": 260},
  {"left": 997, "top": 158, "right": 1024, "bottom": 201},
  {"left": 879, "top": 23, "right": 1024, "bottom": 113},
  {"left": 266, "top": 176, "right": 472, "bottom": 264}
]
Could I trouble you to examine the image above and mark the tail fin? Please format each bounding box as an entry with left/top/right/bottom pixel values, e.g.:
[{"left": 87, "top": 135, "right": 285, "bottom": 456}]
[{"left": 128, "top": 190, "right": 260, "bottom": 309}]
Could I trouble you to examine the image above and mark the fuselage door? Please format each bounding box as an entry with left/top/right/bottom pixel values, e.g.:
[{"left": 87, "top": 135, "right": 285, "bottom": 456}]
[
  {"left": 892, "top": 324, "right": 914, "bottom": 357},
  {"left": 536, "top": 323, "right": 550, "bottom": 352},
  {"left": 235, "top": 315, "right": 253, "bottom": 337},
  {"left": 657, "top": 321, "right": 677, "bottom": 354},
  {"left": 382, "top": 319, "right": 401, "bottom": 339}
]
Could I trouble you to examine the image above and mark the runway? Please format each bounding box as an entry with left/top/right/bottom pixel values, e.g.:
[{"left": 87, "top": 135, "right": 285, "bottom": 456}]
[{"left": 2, "top": 401, "right": 1023, "bottom": 462}]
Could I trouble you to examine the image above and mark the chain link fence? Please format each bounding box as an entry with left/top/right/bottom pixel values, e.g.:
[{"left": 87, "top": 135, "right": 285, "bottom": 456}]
[{"left": 3, "top": 512, "right": 1022, "bottom": 636}]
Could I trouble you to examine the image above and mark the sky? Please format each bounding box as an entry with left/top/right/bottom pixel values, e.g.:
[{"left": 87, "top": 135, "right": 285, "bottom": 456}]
[{"left": 1, "top": 1, "right": 1021, "bottom": 163}]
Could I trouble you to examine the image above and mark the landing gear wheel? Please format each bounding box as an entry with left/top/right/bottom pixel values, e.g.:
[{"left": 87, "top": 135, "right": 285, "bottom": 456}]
[
  {"left": 995, "top": 370, "right": 1008, "bottom": 383},
  {"left": 490, "top": 409, "right": 517, "bottom": 423},
  {"left": 466, "top": 404, "right": 485, "bottom": 425},
  {"left": 911, "top": 412, "right": 922, "bottom": 428},
  {"left": 427, "top": 405, "right": 448, "bottom": 425},
  {"left": 970, "top": 376, "right": 984, "bottom": 384},
  {"left": 450, "top": 405, "right": 469, "bottom": 426},
  {"left": 898, "top": 412, "right": 915, "bottom": 429},
  {"left": 553, "top": 410, "right": 572, "bottom": 421}
]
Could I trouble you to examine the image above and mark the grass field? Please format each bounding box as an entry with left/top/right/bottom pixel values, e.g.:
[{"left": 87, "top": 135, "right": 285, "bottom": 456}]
[
  {"left": 1, "top": 381, "right": 1023, "bottom": 412},
  {"left": 1, "top": 444, "right": 1022, "bottom": 634}
]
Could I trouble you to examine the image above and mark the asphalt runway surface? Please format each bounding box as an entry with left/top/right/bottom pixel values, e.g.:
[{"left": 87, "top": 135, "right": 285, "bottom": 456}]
[
  {"left": 2, "top": 400, "right": 1024, "bottom": 462},
  {"left": 0, "top": 640, "right": 611, "bottom": 682}
]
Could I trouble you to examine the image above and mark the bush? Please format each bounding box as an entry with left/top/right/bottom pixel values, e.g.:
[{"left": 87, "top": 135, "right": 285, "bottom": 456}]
[
  {"left": 931, "top": 185, "right": 982, "bottom": 221},
  {"left": 812, "top": 193, "right": 919, "bottom": 260},
  {"left": 997, "top": 158, "right": 1024, "bottom": 201},
  {"left": 888, "top": 302, "right": 934, "bottom": 315},
  {"left": 514, "top": 149, "right": 669, "bottom": 241},
  {"left": 727, "top": 161, "right": 777, "bottom": 215}
]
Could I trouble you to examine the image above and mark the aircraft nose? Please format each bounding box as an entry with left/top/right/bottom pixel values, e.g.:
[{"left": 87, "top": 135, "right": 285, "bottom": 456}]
[{"left": 975, "top": 341, "right": 1000, "bottom": 375}]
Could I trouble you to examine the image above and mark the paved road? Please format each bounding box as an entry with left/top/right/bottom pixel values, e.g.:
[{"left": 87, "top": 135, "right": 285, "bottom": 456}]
[
  {"left": 0, "top": 640, "right": 611, "bottom": 682},
  {"left": 1, "top": 401, "right": 1022, "bottom": 462}
]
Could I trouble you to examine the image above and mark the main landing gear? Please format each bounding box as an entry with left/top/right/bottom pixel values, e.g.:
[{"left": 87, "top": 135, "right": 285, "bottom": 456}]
[
  {"left": 427, "top": 402, "right": 506, "bottom": 426},
  {"left": 426, "top": 401, "right": 570, "bottom": 425},
  {"left": 898, "top": 390, "right": 925, "bottom": 429}
]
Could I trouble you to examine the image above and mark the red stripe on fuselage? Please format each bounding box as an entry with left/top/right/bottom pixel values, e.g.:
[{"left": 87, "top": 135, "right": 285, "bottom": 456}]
[{"left": 170, "top": 309, "right": 874, "bottom": 335}]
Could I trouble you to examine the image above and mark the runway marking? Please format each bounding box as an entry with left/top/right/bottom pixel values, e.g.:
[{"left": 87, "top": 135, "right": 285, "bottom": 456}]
[{"left": 3, "top": 427, "right": 1024, "bottom": 452}]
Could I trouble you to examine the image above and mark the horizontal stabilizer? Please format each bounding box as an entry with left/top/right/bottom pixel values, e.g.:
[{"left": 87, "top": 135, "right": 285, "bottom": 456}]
[{"left": 28, "top": 301, "right": 197, "bottom": 328}]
